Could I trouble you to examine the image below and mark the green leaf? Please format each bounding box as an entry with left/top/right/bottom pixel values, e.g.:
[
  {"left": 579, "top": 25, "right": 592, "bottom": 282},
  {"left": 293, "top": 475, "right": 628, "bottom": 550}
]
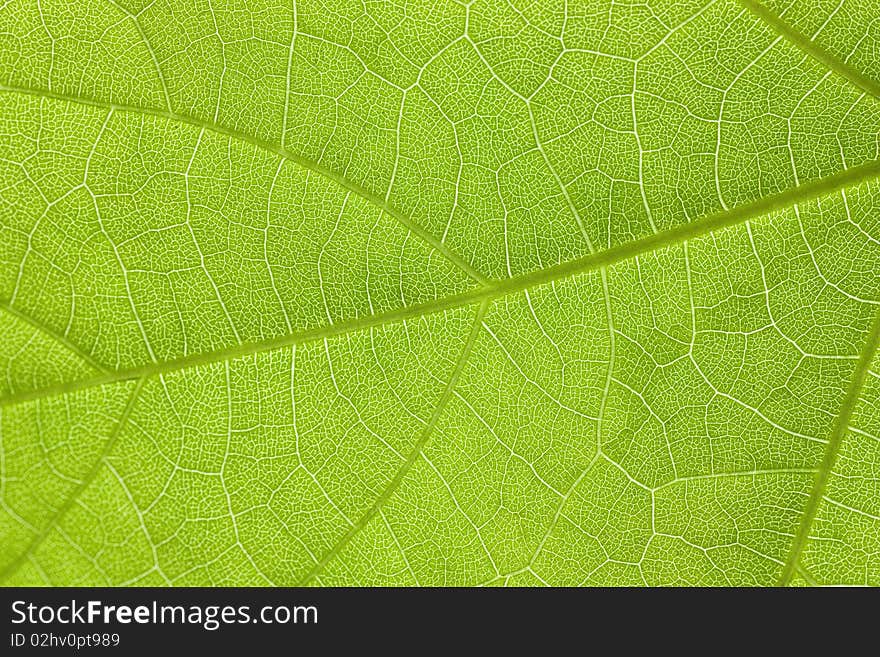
[{"left": 0, "top": 0, "right": 878, "bottom": 586}]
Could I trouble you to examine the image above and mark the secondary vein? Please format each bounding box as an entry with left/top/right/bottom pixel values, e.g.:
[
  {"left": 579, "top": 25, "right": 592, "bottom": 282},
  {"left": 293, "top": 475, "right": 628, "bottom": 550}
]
[
  {"left": 0, "top": 83, "right": 487, "bottom": 285},
  {"left": 737, "top": 0, "right": 880, "bottom": 100},
  {"left": 298, "top": 299, "right": 489, "bottom": 585},
  {"left": 0, "top": 377, "right": 145, "bottom": 583},
  {"left": 1, "top": 157, "right": 878, "bottom": 408},
  {"left": 778, "top": 307, "right": 880, "bottom": 586},
  {"left": 0, "top": 299, "right": 109, "bottom": 374}
]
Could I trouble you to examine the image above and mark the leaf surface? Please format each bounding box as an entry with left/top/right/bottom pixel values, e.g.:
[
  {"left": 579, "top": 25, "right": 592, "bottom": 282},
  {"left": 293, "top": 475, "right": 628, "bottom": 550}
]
[{"left": 1, "top": 0, "right": 878, "bottom": 586}]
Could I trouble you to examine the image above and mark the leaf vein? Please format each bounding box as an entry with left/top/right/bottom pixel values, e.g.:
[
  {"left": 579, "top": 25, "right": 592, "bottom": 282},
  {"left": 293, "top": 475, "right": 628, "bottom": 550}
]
[
  {"left": 298, "top": 299, "right": 489, "bottom": 585},
  {"left": 1, "top": 158, "right": 878, "bottom": 408},
  {"left": 779, "top": 307, "right": 880, "bottom": 585},
  {"left": 737, "top": 0, "right": 880, "bottom": 100},
  {"left": 0, "top": 377, "right": 145, "bottom": 583},
  {"left": 0, "top": 300, "right": 108, "bottom": 375},
  {"left": 0, "top": 83, "right": 487, "bottom": 285}
]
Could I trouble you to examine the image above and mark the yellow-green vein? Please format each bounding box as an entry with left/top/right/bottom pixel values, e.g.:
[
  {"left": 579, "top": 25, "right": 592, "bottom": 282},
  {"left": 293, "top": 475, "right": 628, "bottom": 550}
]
[
  {"left": 299, "top": 299, "right": 490, "bottom": 584},
  {"left": 1, "top": 157, "right": 878, "bottom": 408},
  {"left": 0, "top": 83, "right": 487, "bottom": 285},
  {"left": 0, "top": 377, "right": 146, "bottom": 583},
  {"left": 779, "top": 307, "right": 880, "bottom": 586}
]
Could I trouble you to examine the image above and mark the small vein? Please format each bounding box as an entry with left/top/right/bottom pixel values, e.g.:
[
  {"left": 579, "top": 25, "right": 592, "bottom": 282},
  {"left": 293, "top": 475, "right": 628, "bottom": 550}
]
[
  {"left": 104, "top": 0, "right": 173, "bottom": 112},
  {"left": 795, "top": 563, "right": 819, "bottom": 586},
  {"left": 0, "top": 300, "right": 108, "bottom": 375},
  {"left": 0, "top": 377, "right": 145, "bottom": 583}
]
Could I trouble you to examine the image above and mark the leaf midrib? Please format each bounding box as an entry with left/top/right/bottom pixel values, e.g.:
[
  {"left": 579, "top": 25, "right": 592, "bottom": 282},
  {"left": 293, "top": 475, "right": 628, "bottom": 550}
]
[{"left": 1, "top": 154, "right": 878, "bottom": 408}]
